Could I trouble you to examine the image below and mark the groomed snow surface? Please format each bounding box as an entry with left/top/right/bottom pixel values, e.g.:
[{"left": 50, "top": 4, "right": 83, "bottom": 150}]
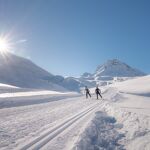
[{"left": 0, "top": 75, "right": 150, "bottom": 150}]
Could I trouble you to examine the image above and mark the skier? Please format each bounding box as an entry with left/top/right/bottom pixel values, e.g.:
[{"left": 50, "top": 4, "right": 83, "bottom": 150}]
[
  {"left": 95, "top": 86, "right": 102, "bottom": 99},
  {"left": 85, "top": 86, "right": 91, "bottom": 99}
]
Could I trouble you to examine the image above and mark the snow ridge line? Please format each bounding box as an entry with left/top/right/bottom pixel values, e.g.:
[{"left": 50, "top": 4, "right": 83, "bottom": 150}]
[{"left": 20, "top": 103, "right": 100, "bottom": 150}]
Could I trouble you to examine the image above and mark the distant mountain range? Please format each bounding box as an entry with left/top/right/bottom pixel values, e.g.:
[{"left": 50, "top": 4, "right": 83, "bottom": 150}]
[{"left": 0, "top": 52, "right": 146, "bottom": 91}]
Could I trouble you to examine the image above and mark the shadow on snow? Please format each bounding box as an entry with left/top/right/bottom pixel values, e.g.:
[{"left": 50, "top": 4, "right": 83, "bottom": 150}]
[{"left": 75, "top": 111, "right": 125, "bottom": 150}]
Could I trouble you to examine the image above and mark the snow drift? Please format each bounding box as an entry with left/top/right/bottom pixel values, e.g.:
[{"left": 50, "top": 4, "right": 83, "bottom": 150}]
[{"left": 101, "top": 75, "right": 150, "bottom": 150}]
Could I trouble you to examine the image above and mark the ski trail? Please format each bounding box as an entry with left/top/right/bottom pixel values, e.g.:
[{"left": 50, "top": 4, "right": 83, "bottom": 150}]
[
  {"left": 19, "top": 102, "right": 101, "bottom": 150},
  {"left": 42, "top": 105, "right": 99, "bottom": 150}
]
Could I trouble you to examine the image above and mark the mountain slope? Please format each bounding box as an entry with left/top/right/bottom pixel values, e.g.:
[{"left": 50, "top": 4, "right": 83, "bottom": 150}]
[{"left": 0, "top": 52, "right": 66, "bottom": 91}]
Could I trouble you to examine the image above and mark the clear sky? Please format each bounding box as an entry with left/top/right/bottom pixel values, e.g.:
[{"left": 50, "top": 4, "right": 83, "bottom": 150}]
[{"left": 0, "top": 0, "right": 150, "bottom": 76}]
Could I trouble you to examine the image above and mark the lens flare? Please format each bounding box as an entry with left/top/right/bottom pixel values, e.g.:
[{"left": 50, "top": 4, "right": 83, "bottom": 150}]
[{"left": 0, "top": 38, "right": 9, "bottom": 53}]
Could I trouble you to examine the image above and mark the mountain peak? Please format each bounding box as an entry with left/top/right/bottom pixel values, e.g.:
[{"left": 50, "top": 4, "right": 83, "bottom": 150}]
[
  {"left": 95, "top": 59, "right": 146, "bottom": 77},
  {"left": 97, "top": 59, "right": 127, "bottom": 68},
  {"left": 106, "top": 59, "right": 121, "bottom": 64}
]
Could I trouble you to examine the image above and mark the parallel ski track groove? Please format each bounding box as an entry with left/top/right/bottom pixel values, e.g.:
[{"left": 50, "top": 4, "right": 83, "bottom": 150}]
[{"left": 20, "top": 102, "right": 101, "bottom": 150}]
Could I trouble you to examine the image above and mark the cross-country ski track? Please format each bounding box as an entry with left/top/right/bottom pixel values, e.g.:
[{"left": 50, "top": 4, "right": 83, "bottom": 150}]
[
  {"left": 1, "top": 95, "right": 111, "bottom": 150},
  {"left": 19, "top": 102, "right": 100, "bottom": 150}
]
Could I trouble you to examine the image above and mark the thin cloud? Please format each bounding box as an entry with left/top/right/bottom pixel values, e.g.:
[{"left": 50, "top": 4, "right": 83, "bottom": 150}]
[{"left": 16, "top": 39, "right": 27, "bottom": 43}]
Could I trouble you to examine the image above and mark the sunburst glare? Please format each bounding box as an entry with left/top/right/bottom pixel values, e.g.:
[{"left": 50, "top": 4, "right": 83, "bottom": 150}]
[{"left": 0, "top": 38, "right": 10, "bottom": 53}]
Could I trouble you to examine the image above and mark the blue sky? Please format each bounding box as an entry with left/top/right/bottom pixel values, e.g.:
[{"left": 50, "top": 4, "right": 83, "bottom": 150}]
[{"left": 0, "top": 0, "right": 150, "bottom": 76}]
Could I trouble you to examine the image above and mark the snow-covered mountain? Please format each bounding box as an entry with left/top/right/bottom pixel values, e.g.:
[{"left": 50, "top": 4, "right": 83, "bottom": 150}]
[
  {"left": 0, "top": 52, "right": 81, "bottom": 91},
  {"left": 44, "top": 75, "right": 81, "bottom": 92},
  {"left": 79, "top": 59, "right": 146, "bottom": 87},
  {"left": 95, "top": 59, "right": 146, "bottom": 77},
  {"left": 0, "top": 52, "right": 67, "bottom": 91}
]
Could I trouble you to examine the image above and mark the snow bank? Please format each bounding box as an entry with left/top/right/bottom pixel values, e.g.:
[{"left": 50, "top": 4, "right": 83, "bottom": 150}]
[
  {"left": 111, "top": 75, "right": 150, "bottom": 97},
  {"left": 100, "top": 75, "right": 150, "bottom": 149},
  {"left": 0, "top": 90, "right": 73, "bottom": 98},
  {"left": 74, "top": 111, "right": 124, "bottom": 150},
  {"left": 102, "top": 102, "right": 150, "bottom": 150},
  {"left": 0, "top": 83, "right": 18, "bottom": 88}
]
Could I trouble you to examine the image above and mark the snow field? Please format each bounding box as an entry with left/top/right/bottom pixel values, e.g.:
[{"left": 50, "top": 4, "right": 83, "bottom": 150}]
[
  {"left": 0, "top": 90, "right": 74, "bottom": 98},
  {"left": 0, "top": 96, "right": 101, "bottom": 150},
  {"left": 0, "top": 75, "right": 149, "bottom": 150},
  {"left": 0, "top": 91, "right": 79, "bottom": 109}
]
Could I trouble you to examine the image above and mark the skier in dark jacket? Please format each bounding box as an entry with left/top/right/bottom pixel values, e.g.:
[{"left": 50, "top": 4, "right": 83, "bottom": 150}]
[
  {"left": 95, "top": 86, "right": 102, "bottom": 99},
  {"left": 85, "top": 86, "right": 91, "bottom": 99}
]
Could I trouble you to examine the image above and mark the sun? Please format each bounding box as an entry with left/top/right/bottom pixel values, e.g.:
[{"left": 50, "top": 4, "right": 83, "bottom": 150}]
[{"left": 0, "top": 38, "right": 9, "bottom": 52}]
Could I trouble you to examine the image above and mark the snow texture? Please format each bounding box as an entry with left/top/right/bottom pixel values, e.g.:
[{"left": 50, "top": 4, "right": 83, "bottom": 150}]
[{"left": 74, "top": 111, "right": 125, "bottom": 150}]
